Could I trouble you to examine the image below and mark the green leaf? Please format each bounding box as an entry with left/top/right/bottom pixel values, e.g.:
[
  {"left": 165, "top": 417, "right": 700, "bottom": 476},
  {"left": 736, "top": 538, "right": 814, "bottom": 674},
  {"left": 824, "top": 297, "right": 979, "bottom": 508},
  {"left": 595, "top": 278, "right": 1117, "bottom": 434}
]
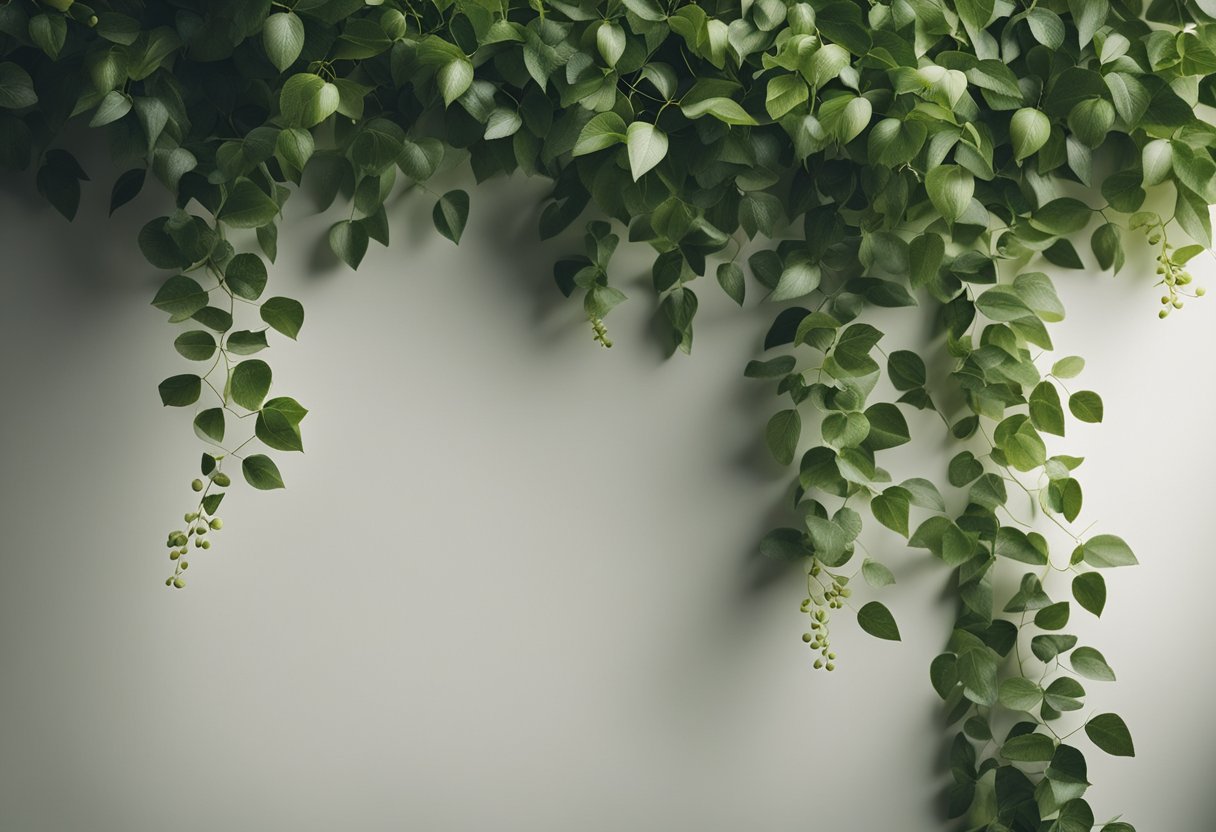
[
  {"left": 89, "top": 90, "right": 132, "bottom": 128},
  {"left": 900, "top": 478, "right": 946, "bottom": 511},
  {"left": 263, "top": 12, "right": 306, "bottom": 73},
  {"left": 398, "top": 138, "right": 445, "bottom": 181},
  {"left": 0, "top": 62, "right": 37, "bottom": 110},
  {"left": 999, "top": 677, "right": 1043, "bottom": 712},
  {"left": 626, "top": 121, "right": 668, "bottom": 180},
  {"left": 744, "top": 356, "right": 796, "bottom": 379},
  {"left": 766, "top": 74, "right": 809, "bottom": 120},
  {"left": 225, "top": 253, "right": 268, "bottom": 300},
  {"left": 948, "top": 451, "right": 984, "bottom": 487},
  {"left": 242, "top": 454, "right": 285, "bottom": 490},
  {"left": 1085, "top": 713, "right": 1134, "bottom": 757},
  {"left": 956, "top": 0, "right": 994, "bottom": 29},
  {"left": 1072, "top": 646, "right": 1116, "bottom": 681},
  {"left": 109, "top": 168, "right": 146, "bottom": 216},
  {"left": 1034, "top": 601, "right": 1070, "bottom": 630},
  {"left": 280, "top": 73, "right": 340, "bottom": 128},
  {"left": 995, "top": 527, "right": 1048, "bottom": 565},
  {"left": 766, "top": 409, "right": 801, "bottom": 465},
  {"left": 174, "top": 330, "right": 217, "bottom": 361},
  {"left": 871, "top": 487, "right": 911, "bottom": 536},
  {"left": 193, "top": 408, "right": 225, "bottom": 444},
  {"left": 433, "top": 189, "right": 469, "bottom": 244},
  {"left": 857, "top": 601, "right": 901, "bottom": 641},
  {"left": 1045, "top": 677, "right": 1086, "bottom": 711},
  {"left": 1031, "top": 198, "right": 1093, "bottom": 236},
  {"left": 219, "top": 179, "right": 279, "bottom": 228},
  {"left": 681, "top": 97, "right": 758, "bottom": 126},
  {"left": 862, "top": 403, "right": 910, "bottom": 451},
  {"left": 158, "top": 374, "right": 201, "bottom": 407},
  {"left": 595, "top": 21, "right": 626, "bottom": 67},
  {"left": 887, "top": 350, "right": 926, "bottom": 391},
  {"left": 770, "top": 260, "right": 821, "bottom": 301},
  {"left": 260, "top": 296, "right": 304, "bottom": 340},
  {"left": 151, "top": 276, "right": 208, "bottom": 322},
  {"left": 1029, "top": 381, "right": 1065, "bottom": 436},
  {"left": 925, "top": 165, "right": 974, "bottom": 223},
  {"left": 1002, "top": 732, "right": 1056, "bottom": 762},
  {"left": 1052, "top": 356, "right": 1085, "bottom": 379},
  {"left": 1069, "top": 390, "right": 1103, "bottom": 423},
  {"left": 1078, "top": 534, "right": 1137, "bottom": 568},
  {"left": 821, "top": 411, "right": 870, "bottom": 449},
  {"left": 573, "top": 112, "right": 628, "bottom": 156},
  {"left": 957, "top": 647, "right": 999, "bottom": 706},
  {"left": 256, "top": 408, "right": 304, "bottom": 452},
  {"left": 329, "top": 219, "right": 369, "bottom": 268},
  {"left": 231, "top": 359, "right": 272, "bottom": 411},
  {"left": 862, "top": 558, "right": 896, "bottom": 587},
  {"left": 1072, "top": 572, "right": 1106, "bottom": 617},
  {"left": 227, "top": 329, "right": 269, "bottom": 355},
  {"left": 437, "top": 59, "right": 475, "bottom": 107},
  {"left": 716, "top": 262, "right": 745, "bottom": 306},
  {"left": 929, "top": 653, "right": 959, "bottom": 699},
  {"left": 1010, "top": 108, "right": 1050, "bottom": 161}
]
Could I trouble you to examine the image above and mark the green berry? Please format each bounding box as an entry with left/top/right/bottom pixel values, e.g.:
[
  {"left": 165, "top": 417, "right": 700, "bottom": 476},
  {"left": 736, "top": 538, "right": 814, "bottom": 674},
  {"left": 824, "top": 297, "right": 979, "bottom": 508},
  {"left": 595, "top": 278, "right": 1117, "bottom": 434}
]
[
  {"left": 1197, "top": 287, "right": 1207, "bottom": 297},
  {"left": 180, "top": 561, "right": 189, "bottom": 569},
  {"left": 166, "top": 578, "right": 174, "bottom": 587},
  {"left": 191, "top": 479, "right": 204, "bottom": 492},
  {"left": 173, "top": 578, "right": 185, "bottom": 589},
  {"left": 201, "top": 540, "right": 211, "bottom": 550},
  {"left": 813, "top": 659, "right": 824, "bottom": 669},
  {"left": 1159, "top": 309, "right": 1169, "bottom": 319},
  {"left": 826, "top": 662, "right": 835, "bottom": 672},
  {"left": 170, "top": 551, "right": 180, "bottom": 561},
  {"left": 210, "top": 518, "right": 223, "bottom": 530},
  {"left": 213, "top": 473, "right": 231, "bottom": 487}
]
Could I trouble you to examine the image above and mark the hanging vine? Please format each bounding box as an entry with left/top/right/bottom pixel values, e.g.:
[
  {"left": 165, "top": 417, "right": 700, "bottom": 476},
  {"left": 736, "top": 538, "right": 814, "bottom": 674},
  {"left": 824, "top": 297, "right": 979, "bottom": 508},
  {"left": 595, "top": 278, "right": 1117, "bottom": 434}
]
[{"left": 3, "top": 0, "right": 1212, "bottom": 827}]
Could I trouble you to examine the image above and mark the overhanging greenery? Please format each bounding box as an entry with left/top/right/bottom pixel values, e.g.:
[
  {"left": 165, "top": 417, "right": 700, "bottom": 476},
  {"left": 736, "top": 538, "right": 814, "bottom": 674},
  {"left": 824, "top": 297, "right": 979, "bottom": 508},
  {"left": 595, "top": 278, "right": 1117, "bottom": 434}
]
[{"left": 3, "top": 0, "right": 1212, "bottom": 827}]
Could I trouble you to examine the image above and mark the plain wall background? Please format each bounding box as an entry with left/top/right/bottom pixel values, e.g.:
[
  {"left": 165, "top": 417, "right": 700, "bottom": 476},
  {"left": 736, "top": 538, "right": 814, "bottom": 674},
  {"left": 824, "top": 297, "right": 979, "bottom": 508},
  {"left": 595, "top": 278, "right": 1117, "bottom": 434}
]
[{"left": 2, "top": 149, "right": 1214, "bottom": 831}]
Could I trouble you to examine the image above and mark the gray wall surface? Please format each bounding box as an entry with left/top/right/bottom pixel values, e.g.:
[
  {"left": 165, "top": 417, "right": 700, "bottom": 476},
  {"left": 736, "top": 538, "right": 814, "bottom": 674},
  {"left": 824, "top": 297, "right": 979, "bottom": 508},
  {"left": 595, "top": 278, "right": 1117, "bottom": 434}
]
[{"left": 2, "top": 152, "right": 1214, "bottom": 831}]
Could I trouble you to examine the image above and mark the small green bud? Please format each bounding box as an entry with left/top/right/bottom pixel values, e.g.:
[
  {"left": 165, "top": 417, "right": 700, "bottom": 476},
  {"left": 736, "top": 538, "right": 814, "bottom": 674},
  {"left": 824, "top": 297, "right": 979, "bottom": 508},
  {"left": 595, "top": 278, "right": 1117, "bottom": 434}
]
[
  {"left": 1197, "top": 286, "right": 1207, "bottom": 297},
  {"left": 1162, "top": 295, "right": 1171, "bottom": 304},
  {"left": 828, "top": 652, "right": 836, "bottom": 660},
  {"left": 1173, "top": 299, "right": 1184, "bottom": 308},
  {"left": 191, "top": 478, "right": 204, "bottom": 492},
  {"left": 840, "top": 587, "right": 852, "bottom": 598},
  {"left": 201, "top": 540, "right": 211, "bottom": 550},
  {"left": 210, "top": 518, "right": 223, "bottom": 530},
  {"left": 813, "top": 659, "right": 824, "bottom": 669},
  {"left": 180, "top": 561, "right": 189, "bottom": 569},
  {"left": 184, "top": 512, "right": 197, "bottom": 523},
  {"left": 169, "top": 551, "right": 179, "bottom": 561},
  {"left": 166, "top": 578, "right": 174, "bottom": 587},
  {"left": 1159, "top": 308, "right": 1170, "bottom": 318},
  {"left": 195, "top": 538, "right": 204, "bottom": 548},
  {"left": 173, "top": 578, "right": 185, "bottom": 589},
  {"left": 802, "top": 633, "right": 813, "bottom": 642},
  {"left": 213, "top": 473, "right": 232, "bottom": 487},
  {"left": 826, "top": 662, "right": 835, "bottom": 671}
]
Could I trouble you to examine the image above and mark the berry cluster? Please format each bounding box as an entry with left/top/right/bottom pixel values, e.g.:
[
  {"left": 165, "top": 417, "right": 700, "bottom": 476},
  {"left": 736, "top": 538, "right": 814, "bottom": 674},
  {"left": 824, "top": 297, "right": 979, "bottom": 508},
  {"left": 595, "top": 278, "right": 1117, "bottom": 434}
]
[
  {"left": 589, "top": 316, "right": 613, "bottom": 349},
  {"left": 163, "top": 468, "right": 228, "bottom": 589},
  {"left": 800, "top": 561, "right": 850, "bottom": 671}
]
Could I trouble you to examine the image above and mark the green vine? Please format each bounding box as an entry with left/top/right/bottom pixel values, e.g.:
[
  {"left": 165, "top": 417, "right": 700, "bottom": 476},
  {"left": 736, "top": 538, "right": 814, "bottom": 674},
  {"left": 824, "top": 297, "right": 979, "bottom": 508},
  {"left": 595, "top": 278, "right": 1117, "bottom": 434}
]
[{"left": 3, "top": 0, "right": 1212, "bottom": 827}]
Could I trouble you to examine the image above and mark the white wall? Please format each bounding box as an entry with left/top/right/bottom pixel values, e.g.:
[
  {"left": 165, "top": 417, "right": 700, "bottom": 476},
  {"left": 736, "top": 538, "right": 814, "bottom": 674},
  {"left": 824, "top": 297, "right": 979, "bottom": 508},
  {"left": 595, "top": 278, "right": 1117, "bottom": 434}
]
[{"left": 1, "top": 153, "right": 1213, "bottom": 831}]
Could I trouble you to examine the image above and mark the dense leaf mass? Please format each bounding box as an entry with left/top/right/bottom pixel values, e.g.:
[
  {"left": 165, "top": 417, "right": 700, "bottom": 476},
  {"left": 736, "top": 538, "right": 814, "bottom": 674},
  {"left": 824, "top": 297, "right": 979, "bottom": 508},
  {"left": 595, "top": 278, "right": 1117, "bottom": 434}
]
[{"left": 5, "top": 0, "right": 1208, "bottom": 826}]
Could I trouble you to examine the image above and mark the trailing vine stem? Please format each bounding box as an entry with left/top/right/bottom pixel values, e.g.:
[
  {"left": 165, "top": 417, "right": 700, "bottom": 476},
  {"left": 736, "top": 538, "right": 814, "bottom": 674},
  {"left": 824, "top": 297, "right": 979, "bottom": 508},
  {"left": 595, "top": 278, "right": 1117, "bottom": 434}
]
[{"left": 3, "top": 0, "right": 1213, "bottom": 828}]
